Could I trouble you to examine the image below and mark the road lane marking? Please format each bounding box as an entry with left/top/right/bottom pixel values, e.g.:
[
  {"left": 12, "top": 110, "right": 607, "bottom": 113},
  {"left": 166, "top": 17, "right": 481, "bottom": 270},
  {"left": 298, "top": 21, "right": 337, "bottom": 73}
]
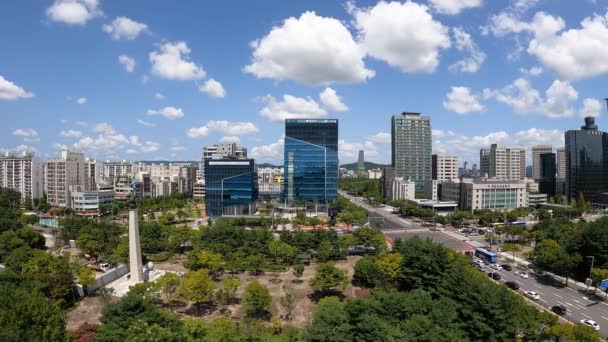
[
  {"left": 581, "top": 313, "right": 592, "bottom": 319},
  {"left": 565, "top": 302, "right": 574, "bottom": 306},
  {"left": 554, "top": 294, "right": 563, "bottom": 299},
  {"left": 574, "top": 299, "right": 583, "bottom": 304},
  {"left": 602, "top": 316, "right": 608, "bottom": 321}
]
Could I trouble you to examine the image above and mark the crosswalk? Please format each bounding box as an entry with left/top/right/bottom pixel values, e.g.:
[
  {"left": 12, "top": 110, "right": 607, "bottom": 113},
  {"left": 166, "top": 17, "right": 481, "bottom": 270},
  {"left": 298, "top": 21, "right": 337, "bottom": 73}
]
[{"left": 382, "top": 228, "right": 429, "bottom": 234}]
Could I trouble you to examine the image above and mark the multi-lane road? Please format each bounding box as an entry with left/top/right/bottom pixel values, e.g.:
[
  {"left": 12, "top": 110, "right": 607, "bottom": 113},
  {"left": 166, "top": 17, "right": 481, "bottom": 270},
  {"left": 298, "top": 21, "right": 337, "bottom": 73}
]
[{"left": 340, "top": 191, "right": 608, "bottom": 337}]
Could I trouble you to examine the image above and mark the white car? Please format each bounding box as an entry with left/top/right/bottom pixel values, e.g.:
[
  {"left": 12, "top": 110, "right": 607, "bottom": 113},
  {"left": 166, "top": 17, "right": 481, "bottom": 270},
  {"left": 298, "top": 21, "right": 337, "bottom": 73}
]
[
  {"left": 524, "top": 291, "right": 540, "bottom": 300},
  {"left": 490, "top": 264, "right": 502, "bottom": 271},
  {"left": 580, "top": 319, "right": 600, "bottom": 331},
  {"left": 515, "top": 271, "right": 529, "bottom": 279}
]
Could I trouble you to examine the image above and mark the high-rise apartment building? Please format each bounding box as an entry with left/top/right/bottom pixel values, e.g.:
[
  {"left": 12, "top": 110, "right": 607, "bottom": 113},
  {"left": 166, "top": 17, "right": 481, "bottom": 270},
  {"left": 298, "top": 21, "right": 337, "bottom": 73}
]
[
  {"left": 481, "top": 144, "right": 525, "bottom": 180},
  {"left": 479, "top": 148, "right": 490, "bottom": 177},
  {"left": 283, "top": 119, "right": 338, "bottom": 204},
  {"left": 45, "top": 150, "right": 85, "bottom": 207},
  {"left": 0, "top": 152, "right": 43, "bottom": 202},
  {"left": 565, "top": 117, "right": 608, "bottom": 203},
  {"left": 205, "top": 159, "right": 258, "bottom": 217},
  {"left": 532, "top": 145, "right": 553, "bottom": 180},
  {"left": 85, "top": 159, "right": 97, "bottom": 191},
  {"left": 391, "top": 112, "right": 431, "bottom": 191},
  {"left": 102, "top": 161, "right": 133, "bottom": 181},
  {"left": 556, "top": 147, "right": 566, "bottom": 180},
  {"left": 539, "top": 153, "right": 556, "bottom": 197},
  {"left": 432, "top": 154, "right": 458, "bottom": 182}
]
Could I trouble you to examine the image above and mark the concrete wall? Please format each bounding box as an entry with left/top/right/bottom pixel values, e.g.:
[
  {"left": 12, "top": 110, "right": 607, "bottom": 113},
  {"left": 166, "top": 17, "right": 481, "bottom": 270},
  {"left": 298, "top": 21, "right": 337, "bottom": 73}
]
[{"left": 76, "top": 264, "right": 129, "bottom": 297}]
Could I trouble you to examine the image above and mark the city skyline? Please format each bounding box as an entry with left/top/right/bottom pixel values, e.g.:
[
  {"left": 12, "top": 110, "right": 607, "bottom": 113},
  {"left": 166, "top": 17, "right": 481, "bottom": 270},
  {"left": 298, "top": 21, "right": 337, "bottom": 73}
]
[{"left": 2, "top": 1, "right": 608, "bottom": 165}]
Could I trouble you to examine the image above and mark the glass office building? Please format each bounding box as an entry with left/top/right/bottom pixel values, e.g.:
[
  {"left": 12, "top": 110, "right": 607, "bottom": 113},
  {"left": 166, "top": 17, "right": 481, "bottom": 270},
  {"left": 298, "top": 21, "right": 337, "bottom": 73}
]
[
  {"left": 204, "top": 159, "right": 258, "bottom": 217},
  {"left": 539, "top": 153, "right": 556, "bottom": 197},
  {"left": 565, "top": 117, "right": 608, "bottom": 204},
  {"left": 284, "top": 119, "right": 338, "bottom": 204},
  {"left": 391, "top": 112, "right": 432, "bottom": 192}
]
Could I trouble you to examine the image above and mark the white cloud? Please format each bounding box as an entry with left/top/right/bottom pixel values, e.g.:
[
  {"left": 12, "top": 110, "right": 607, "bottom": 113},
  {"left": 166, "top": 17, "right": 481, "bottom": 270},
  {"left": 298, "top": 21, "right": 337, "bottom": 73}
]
[
  {"left": 258, "top": 94, "right": 327, "bottom": 122},
  {"left": 542, "top": 80, "right": 578, "bottom": 118},
  {"left": 339, "top": 139, "right": 387, "bottom": 163},
  {"left": 199, "top": 79, "right": 226, "bottom": 98},
  {"left": 146, "top": 106, "right": 184, "bottom": 120},
  {"left": 137, "top": 119, "right": 156, "bottom": 127},
  {"left": 443, "top": 86, "right": 484, "bottom": 114},
  {"left": 102, "top": 16, "right": 147, "bottom": 40},
  {"left": 149, "top": 41, "right": 206, "bottom": 81},
  {"left": 0, "top": 144, "right": 38, "bottom": 156},
  {"left": 13, "top": 129, "right": 38, "bottom": 137},
  {"left": 244, "top": 11, "right": 374, "bottom": 85},
  {"left": 483, "top": 77, "right": 541, "bottom": 114},
  {"left": 154, "top": 92, "right": 165, "bottom": 100},
  {"left": 118, "top": 55, "right": 136, "bottom": 73},
  {"left": 251, "top": 137, "right": 284, "bottom": 163},
  {"left": 0, "top": 75, "right": 34, "bottom": 100},
  {"left": 53, "top": 143, "right": 68, "bottom": 150},
  {"left": 428, "top": 0, "right": 482, "bottom": 15},
  {"left": 319, "top": 87, "right": 348, "bottom": 112},
  {"left": 449, "top": 27, "right": 486, "bottom": 73},
  {"left": 60, "top": 130, "right": 82, "bottom": 138},
  {"left": 219, "top": 136, "right": 241, "bottom": 144},
  {"left": 207, "top": 120, "right": 259, "bottom": 136},
  {"left": 76, "top": 97, "right": 87, "bottom": 104},
  {"left": 170, "top": 145, "right": 186, "bottom": 152},
  {"left": 580, "top": 98, "right": 602, "bottom": 118},
  {"left": 186, "top": 126, "right": 209, "bottom": 138},
  {"left": 92, "top": 122, "right": 116, "bottom": 134},
  {"left": 352, "top": 1, "right": 450, "bottom": 73},
  {"left": 519, "top": 66, "right": 543, "bottom": 76},
  {"left": 368, "top": 132, "right": 391, "bottom": 144},
  {"left": 46, "top": 0, "right": 101, "bottom": 25},
  {"left": 126, "top": 149, "right": 138, "bottom": 154},
  {"left": 140, "top": 141, "right": 160, "bottom": 153}
]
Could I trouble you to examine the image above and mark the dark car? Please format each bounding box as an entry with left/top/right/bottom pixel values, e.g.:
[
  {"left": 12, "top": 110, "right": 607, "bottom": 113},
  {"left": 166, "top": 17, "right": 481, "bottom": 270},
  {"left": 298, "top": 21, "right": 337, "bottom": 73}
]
[
  {"left": 551, "top": 305, "right": 567, "bottom": 316},
  {"left": 505, "top": 281, "right": 520, "bottom": 290},
  {"left": 501, "top": 264, "right": 513, "bottom": 271},
  {"left": 488, "top": 272, "right": 501, "bottom": 280}
]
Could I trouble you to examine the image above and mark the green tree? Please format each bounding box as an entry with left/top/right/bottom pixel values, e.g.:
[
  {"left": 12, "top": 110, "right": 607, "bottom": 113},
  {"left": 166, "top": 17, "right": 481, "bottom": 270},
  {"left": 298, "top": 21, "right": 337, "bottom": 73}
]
[
  {"left": 306, "top": 296, "right": 352, "bottom": 342},
  {"left": 532, "top": 239, "right": 563, "bottom": 274},
  {"left": 268, "top": 240, "right": 297, "bottom": 265},
  {"left": 79, "top": 267, "right": 96, "bottom": 291},
  {"left": 178, "top": 270, "right": 215, "bottom": 305},
  {"left": 97, "top": 286, "right": 115, "bottom": 305},
  {"left": 292, "top": 263, "right": 305, "bottom": 281},
  {"left": 578, "top": 192, "right": 586, "bottom": 212},
  {"left": 353, "top": 256, "right": 385, "bottom": 288},
  {"left": 22, "top": 251, "right": 74, "bottom": 305},
  {"left": 310, "top": 262, "right": 347, "bottom": 293},
  {"left": 186, "top": 249, "right": 223, "bottom": 274},
  {"left": 154, "top": 272, "right": 182, "bottom": 305},
  {"left": 316, "top": 240, "right": 333, "bottom": 262},
  {"left": 246, "top": 254, "right": 267, "bottom": 275},
  {"left": 220, "top": 277, "right": 240, "bottom": 304},
  {"left": 20, "top": 214, "right": 40, "bottom": 225},
  {"left": 280, "top": 285, "right": 296, "bottom": 320},
  {"left": 572, "top": 324, "right": 602, "bottom": 342},
  {"left": 375, "top": 253, "right": 403, "bottom": 285},
  {"left": 353, "top": 227, "right": 386, "bottom": 253},
  {"left": 242, "top": 280, "right": 272, "bottom": 316}
]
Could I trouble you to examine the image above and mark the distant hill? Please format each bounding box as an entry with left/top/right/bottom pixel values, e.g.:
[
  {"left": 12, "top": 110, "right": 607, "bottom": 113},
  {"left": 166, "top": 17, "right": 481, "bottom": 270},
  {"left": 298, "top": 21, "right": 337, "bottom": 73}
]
[
  {"left": 258, "top": 163, "right": 281, "bottom": 168},
  {"left": 341, "top": 162, "right": 390, "bottom": 171}
]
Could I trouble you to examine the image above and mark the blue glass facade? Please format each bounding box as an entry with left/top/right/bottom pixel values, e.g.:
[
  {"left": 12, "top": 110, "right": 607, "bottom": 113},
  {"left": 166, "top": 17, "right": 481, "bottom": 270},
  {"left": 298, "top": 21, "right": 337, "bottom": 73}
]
[
  {"left": 284, "top": 119, "right": 338, "bottom": 204},
  {"left": 204, "top": 159, "right": 258, "bottom": 217}
]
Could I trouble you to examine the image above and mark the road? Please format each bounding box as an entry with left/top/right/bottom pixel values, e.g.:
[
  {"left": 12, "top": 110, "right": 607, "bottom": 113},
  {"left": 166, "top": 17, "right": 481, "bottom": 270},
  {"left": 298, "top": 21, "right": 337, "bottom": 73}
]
[{"left": 340, "top": 191, "right": 608, "bottom": 337}]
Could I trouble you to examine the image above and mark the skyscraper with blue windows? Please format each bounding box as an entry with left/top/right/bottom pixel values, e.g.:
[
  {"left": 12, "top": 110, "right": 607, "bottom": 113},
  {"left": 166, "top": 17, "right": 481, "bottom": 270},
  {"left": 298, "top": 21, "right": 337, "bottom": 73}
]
[
  {"left": 284, "top": 119, "right": 338, "bottom": 204},
  {"left": 204, "top": 159, "right": 258, "bottom": 217}
]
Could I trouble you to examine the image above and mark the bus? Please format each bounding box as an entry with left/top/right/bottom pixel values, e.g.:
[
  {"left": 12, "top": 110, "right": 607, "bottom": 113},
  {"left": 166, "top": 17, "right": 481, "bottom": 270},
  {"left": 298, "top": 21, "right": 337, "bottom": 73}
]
[{"left": 475, "top": 248, "right": 497, "bottom": 263}]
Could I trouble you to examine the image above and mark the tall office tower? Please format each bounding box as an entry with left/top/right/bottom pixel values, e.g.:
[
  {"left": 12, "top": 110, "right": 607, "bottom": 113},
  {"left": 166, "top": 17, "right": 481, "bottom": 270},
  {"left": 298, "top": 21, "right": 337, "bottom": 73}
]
[
  {"left": 204, "top": 159, "right": 258, "bottom": 217},
  {"left": 45, "top": 150, "right": 85, "bottom": 207},
  {"left": 432, "top": 154, "right": 459, "bottom": 182},
  {"left": 556, "top": 147, "right": 566, "bottom": 180},
  {"left": 0, "top": 152, "right": 43, "bottom": 202},
  {"left": 201, "top": 142, "right": 248, "bottom": 180},
  {"left": 532, "top": 145, "right": 553, "bottom": 180},
  {"left": 102, "top": 161, "right": 133, "bottom": 181},
  {"left": 391, "top": 112, "right": 431, "bottom": 192},
  {"left": 357, "top": 150, "right": 365, "bottom": 176},
  {"left": 479, "top": 148, "right": 490, "bottom": 177},
  {"left": 539, "top": 153, "right": 556, "bottom": 197},
  {"left": 284, "top": 119, "right": 338, "bottom": 204},
  {"left": 565, "top": 117, "right": 608, "bottom": 203},
  {"left": 483, "top": 144, "right": 525, "bottom": 180},
  {"left": 85, "top": 159, "right": 97, "bottom": 191}
]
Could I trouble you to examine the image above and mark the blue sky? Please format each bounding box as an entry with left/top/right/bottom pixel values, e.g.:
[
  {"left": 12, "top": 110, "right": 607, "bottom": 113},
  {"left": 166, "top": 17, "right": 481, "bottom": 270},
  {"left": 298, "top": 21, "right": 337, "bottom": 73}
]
[{"left": 1, "top": 0, "right": 607, "bottom": 166}]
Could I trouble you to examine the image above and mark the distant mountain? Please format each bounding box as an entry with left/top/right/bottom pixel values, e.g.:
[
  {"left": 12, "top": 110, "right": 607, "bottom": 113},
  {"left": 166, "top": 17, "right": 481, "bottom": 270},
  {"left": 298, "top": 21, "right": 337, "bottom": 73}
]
[
  {"left": 340, "top": 162, "right": 390, "bottom": 171},
  {"left": 258, "top": 163, "right": 281, "bottom": 168}
]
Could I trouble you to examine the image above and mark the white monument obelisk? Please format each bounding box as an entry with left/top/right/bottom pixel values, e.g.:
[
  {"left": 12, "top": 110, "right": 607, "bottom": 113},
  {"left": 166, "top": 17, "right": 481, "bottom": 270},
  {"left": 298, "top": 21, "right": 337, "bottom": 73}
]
[{"left": 128, "top": 195, "right": 144, "bottom": 283}]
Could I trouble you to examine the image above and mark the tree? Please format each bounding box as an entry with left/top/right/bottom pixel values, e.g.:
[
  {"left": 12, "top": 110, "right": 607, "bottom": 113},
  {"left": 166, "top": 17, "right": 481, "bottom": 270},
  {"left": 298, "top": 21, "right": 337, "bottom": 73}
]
[
  {"left": 97, "top": 287, "right": 115, "bottom": 305},
  {"left": 280, "top": 286, "right": 296, "bottom": 320},
  {"left": 578, "top": 192, "right": 586, "bottom": 212},
  {"left": 316, "top": 240, "right": 333, "bottom": 262},
  {"left": 154, "top": 272, "right": 181, "bottom": 305},
  {"left": 268, "top": 240, "right": 297, "bottom": 265},
  {"left": 20, "top": 214, "right": 40, "bottom": 225},
  {"left": 242, "top": 280, "right": 272, "bottom": 316},
  {"left": 306, "top": 296, "right": 352, "bottom": 342},
  {"left": 353, "top": 256, "right": 385, "bottom": 288},
  {"left": 292, "top": 263, "right": 305, "bottom": 281},
  {"left": 22, "top": 250, "right": 74, "bottom": 305},
  {"left": 246, "top": 254, "right": 266, "bottom": 275},
  {"left": 310, "top": 262, "right": 347, "bottom": 294},
  {"left": 375, "top": 253, "right": 403, "bottom": 285},
  {"left": 79, "top": 267, "right": 96, "bottom": 291},
  {"left": 353, "top": 227, "right": 386, "bottom": 253},
  {"left": 186, "top": 249, "right": 223, "bottom": 274},
  {"left": 178, "top": 270, "right": 215, "bottom": 305},
  {"left": 219, "top": 277, "right": 240, "bottom": 304}
]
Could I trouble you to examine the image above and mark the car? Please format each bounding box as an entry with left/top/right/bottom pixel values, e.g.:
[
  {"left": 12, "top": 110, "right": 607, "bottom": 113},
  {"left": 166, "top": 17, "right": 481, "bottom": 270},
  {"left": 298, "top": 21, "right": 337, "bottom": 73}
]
[
  {"left": 551, "top": 305, "right": 567, "bottom": 316},
  {"left": 524, "top": 291, "right": 540, "bottom": 300},
  {"left": 501, "top": 264, "right": 513, "bottom": 271},
  {"left": 505, "top": 281, "right": 520, "bottom": 290},
  {"left": 490, "top": 264, "right": 502, "bottom": 271},
  {"left": 515, "top": 271, "right": 529, "bottom": 279},
  {"left": 580, "top": 319, "right": 600, "bottom": 331},
  {"left": 488, "top": 272, "right": 501, "bottom": 280}
]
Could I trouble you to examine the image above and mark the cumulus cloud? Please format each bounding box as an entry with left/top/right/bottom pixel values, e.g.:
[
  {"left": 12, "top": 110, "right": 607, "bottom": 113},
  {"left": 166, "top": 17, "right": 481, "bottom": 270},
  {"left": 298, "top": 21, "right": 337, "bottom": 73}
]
[
  {"left": 251, "top": 137, "right": 284, "bottom": 163},
  {"left": 118, "top": 55, "right": 136, "bottom": 73},
  {"left": 60, "top": 130, "right": 82, "bottom": 138},
  {"left": 0, "top": 75, "right": 34, "bottom": 100},
  {"left": 13, "top": 129, "right": 38, "bottom": 137},
  {"left": 580, "top": 98, "right": 602, "bottom": 118},
  {"left": 443, "top": 86, "right": 485, "bottom": 114},
  {"left": 146, "top": 106, "right": 184, "bottom": 120},
  {"left": 428, "top": 0, "right": 482, "bottom": 15},
  {"left": 149, "top": 41, "right": 206, "bottom": 80},
  {"left": 351, "top": 1, "right": 450, "bottom": 73},
  {"left": 136, "top": 119, "right": 156, "bottom": 127},
  {"left": 199, "top": 79, "right": 226, "bottom": 98},
  {"left": 258, "top": 94, "right": 327, "bottom": 122},
  {"left": 368, "top": 132, "right": 391, "bottom": 144},
  {"left": 154, "top": 92, "right": 165, "bottom": 100},
  {"left": 319, "top": 87, "right": 348, "bottom": 112},
  {"left": 46, "top": 0, "right": 101, "bottom": 25},
  {"left": 92, "top": 122, "right": 116, "bottom": 134},
  {"left": 207, "top": 120, "right": 259, "bottom": 136},
  {"left": 449, "top": 27, "right": 486, "bottom": 73},
  {"left": 483, "top": 78, "right": 541, "bottom": 114},
  {"left": 102, "top": 17, "right": 148, "bottom": 40},
  {"left": 219, "top": 136, "right": 240, "bottom": 144},
  {"left": 244, "top": 11, "right": 374, "bottom": 85},
  {"left": 186, "top": 126, "right": 209, "bottom": 138},
  {"left": 76, "top": 97, "right": 87, "bottom": 104},
  {"left": 542, "top": 80, "right": 578, "bottom": 118}
]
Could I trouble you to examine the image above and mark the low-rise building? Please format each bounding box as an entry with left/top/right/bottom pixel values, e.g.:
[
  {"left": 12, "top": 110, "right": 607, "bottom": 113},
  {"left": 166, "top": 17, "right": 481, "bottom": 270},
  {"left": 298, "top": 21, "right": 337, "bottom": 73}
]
[
  {"left": 70, "top": 185, "right": 114, "bottom": 216},
  {"left": 387, "top": 177, "right": 416, "bottom": 202},
  {"left": 193, "top": 182, "right": 205, "bottom": 200},
  {"left": 528, "top": 193, "right": 548, "bottom": 207},
  {"left": 408, "top": 198, "right": 458, "bottom": 213},
  {"left": 424, "top": 180, "right": 439, "bottom": 201},
  {"left": 462, "top": 179, "right": 527, "bottom": 211}
]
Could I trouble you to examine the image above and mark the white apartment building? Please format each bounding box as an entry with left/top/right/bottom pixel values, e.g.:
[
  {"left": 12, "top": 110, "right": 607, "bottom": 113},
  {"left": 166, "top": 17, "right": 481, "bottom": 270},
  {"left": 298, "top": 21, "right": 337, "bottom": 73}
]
[
  {"left": 432, "top": 154, "right": 458, "bottom": 182},
  {"left": 258, "top": 167, "right": 283, "bottom": 196},
  {"left": 0, "top": 152, "right": 43, "bottom": 201},
  {"left": 532, "top": 145, "right": 552, "bottom": 181},
  {"left": 102, "top": 161, "right": 133, "bottom": 181},
  {"left": 70, "top": 185, "right": 114, "bottom": 216},
  {"left": 45, "top": 150, "right": 85, "bottom": 207},
  {"left": 387, "top": 177, "right": 416, "bottom": 202},
  {"left": 483, "top": 144, "right": 525, "bottom": 180}
]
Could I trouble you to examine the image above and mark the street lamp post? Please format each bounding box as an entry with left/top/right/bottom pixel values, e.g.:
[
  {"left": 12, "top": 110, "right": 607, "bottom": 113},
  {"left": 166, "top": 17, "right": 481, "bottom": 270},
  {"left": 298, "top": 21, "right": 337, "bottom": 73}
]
[{"left": 587, "top": 255, "right": 595, "bottom": 293}]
